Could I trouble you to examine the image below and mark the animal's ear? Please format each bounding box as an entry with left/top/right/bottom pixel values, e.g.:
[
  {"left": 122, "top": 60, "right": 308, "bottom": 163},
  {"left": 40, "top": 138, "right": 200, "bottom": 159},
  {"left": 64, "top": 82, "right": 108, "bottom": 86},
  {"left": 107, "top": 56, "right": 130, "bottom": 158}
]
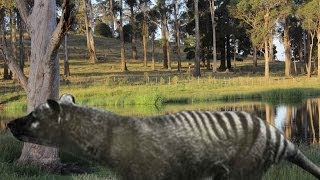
[
  {"left": 59, "top": 94, "right": 75, "bottom": 104},
  {"left": 47, "top": 99, "right": 61, "bottom": 113}
]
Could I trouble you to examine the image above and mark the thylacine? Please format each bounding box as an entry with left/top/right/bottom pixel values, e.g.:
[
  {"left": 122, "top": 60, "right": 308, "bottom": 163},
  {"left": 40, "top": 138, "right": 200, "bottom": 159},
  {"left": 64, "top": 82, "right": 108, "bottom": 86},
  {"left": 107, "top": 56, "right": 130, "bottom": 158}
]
[{"left": 7, "top": 94, "right": 320, "bottom": 179}]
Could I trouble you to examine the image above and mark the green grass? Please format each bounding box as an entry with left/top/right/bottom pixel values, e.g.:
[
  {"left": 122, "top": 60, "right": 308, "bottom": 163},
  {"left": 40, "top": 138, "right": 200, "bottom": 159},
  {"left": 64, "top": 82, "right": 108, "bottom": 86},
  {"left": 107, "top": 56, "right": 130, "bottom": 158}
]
[{"left": 265, "top": 145, "right": 320, "bottom": 180}]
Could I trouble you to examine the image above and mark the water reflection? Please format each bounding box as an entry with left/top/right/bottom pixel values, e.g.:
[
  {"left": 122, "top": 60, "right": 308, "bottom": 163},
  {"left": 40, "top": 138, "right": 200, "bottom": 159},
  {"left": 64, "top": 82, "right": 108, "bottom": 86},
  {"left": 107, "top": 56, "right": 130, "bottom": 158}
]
[{"left": 1, "top": 98, "right": 320, "bottom": 144}]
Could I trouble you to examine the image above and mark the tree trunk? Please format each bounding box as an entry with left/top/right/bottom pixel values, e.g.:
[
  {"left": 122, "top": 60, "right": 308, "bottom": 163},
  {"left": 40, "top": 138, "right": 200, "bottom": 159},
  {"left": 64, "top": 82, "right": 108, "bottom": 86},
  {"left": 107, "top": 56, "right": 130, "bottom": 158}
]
[
  {"left": 130, "top": 6, "right": 137, "bottom": 60},
  {"left": 269, "top": 32, "right": 274, "bottom": 62},
  {"left": 317, "top": 30, "right": 320, "bottom": 78},
  {"left": 119, "top": 0, "right": 127, "bottom": 71},
  {"left": 19, "top": 0, "right": 60, "bottom": 166},
  {"left": 165, "top": 18, "right": 171, "bottom": 70},
  {"left": 284, "top": 18, "right": 291, "bottom": 77},
  {"left": 219, "top": 41, "right": 226, "bottom": 71},
  {"left": 142, "top": 12, "right": 147, "bottom": 67},
  {"left": 264, "top": 39, "right": 270, "bottom": 78},
  {"left": 226, "top": 35, "right": 231, "bottom": 70},
  {"left": 109, "top": 0, "right": 115, "bottom": 35},
  {"left": 83, "top": 0, "right": 97, "bottom": 63},
  {"left": 307, "top": 31, "right": 315, "bottom": 79},
  {"left": 209, "top": 0, "right": 217, "bottom": 73},
  {"left": 1, "top": 0, "right": 75, "bottom": 170},
  {"left": 193, "top": 0, "right": 200, "bottom": 77},
  {"left": 17, "top": 12, "right": 25, "bottom": 72},
  {"left": 151, "top": 32, "right": 155, "bottom": 71},
  {"left": 174, "top": 0, "right": 181, "bottom": 71},
  {"left": 161, "top": 14, "right": 168, "bottom": 69},
  {"left": 1, "top": 10, "right": 11, "bottom": 80},
  {"left": 264, "top": 12, "right": 270, "bottom": 79},
  {"left": 64, "top": 33, "right": 70, "bottom": 77},
  {"left": 10, "top": 10, "right": 17, "bottom": 60}
]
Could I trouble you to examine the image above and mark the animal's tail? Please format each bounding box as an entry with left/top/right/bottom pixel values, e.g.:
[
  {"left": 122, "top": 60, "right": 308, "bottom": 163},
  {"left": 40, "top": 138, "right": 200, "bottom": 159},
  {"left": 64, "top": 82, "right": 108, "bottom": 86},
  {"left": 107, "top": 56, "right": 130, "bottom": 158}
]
[{"left": 286, "top": 142, "right": 320, "bottom": 179}]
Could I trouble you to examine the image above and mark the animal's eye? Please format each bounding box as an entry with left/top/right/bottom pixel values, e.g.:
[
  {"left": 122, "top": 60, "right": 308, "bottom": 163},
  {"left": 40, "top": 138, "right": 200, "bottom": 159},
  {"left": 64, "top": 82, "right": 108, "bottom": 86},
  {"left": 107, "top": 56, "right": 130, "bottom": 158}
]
[{"left": 31, "top": 112, "right": 36, "bottom": 118}]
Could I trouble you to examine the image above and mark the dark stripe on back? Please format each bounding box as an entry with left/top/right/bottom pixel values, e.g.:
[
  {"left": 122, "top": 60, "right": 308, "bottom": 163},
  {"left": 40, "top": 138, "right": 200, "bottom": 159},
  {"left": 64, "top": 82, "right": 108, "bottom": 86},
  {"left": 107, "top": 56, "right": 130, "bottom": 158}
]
[
  {"left": 261, "top": 120, "right": 272, "bottom": 164},
  {"left": 179, "top": 111, "right": 196, "bottom": 132},
  {"left": 249, "top": 116, "right": 261, "bottom": 150},
  {"left": 213, "top": 112, "right": 230, "bottom": 139},
  {"left": 234, "top": 112, "right": 251, "bottom": 155},
  {"left": 194, "top": 111, "right": 214, "bottom": 142},
  {"left": 203, "top": 112, "right": 222, "bottom": 140},
  {"left": 278, "top": 136, "right": 288, "bottom": 161},
  {"left": 272, "top": 129, "right": 281, "bottom": 162},
  {"left": 224, "top": 112, "right": 238, "bottom": 138},
  {"left": 187, "top": 111, "right": 203, "bottom": 134},
  {"left": 167, "top": 114, "right": 179, "bottom": 127}
]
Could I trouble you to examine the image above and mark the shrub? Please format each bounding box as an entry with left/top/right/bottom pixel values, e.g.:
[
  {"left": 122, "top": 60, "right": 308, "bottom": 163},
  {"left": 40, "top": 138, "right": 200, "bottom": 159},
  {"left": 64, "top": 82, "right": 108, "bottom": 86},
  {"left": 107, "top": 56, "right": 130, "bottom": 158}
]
[{"left": 94, "top": 22, "right": 113, "bottom": 38}]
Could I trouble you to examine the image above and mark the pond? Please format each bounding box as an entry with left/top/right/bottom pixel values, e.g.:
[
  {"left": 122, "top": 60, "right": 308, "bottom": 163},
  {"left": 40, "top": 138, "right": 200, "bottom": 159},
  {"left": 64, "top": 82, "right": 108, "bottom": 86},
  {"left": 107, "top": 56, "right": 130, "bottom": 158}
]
[{"left": 1, "top": 97, "right": 320, "bottom": 145}]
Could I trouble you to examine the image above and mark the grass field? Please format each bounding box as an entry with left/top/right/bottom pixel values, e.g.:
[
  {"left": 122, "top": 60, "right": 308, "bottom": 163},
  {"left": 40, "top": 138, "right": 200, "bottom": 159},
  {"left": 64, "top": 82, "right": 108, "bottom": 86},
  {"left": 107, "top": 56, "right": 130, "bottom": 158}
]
[{"left": 1, "top": 34, "right": 320, "bottom": 179}]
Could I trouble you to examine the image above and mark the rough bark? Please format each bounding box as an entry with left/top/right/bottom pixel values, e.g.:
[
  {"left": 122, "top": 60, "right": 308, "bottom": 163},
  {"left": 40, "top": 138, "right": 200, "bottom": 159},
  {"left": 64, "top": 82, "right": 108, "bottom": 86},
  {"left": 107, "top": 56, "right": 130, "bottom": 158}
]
[
  {"left": 0, "top": 0, "right": 75, "bottom": 169},
  {"left": 193, "top": 0, "right": 200, "bottom": 77},
  {"left": 209, "top": 0, "right": 217, "bottom": 73},
  {"left": 83, "top": 0, "right": 97, "bottom": 63},
  {"left": 284, "top": 18, "right": 291, "bottom": 77}
]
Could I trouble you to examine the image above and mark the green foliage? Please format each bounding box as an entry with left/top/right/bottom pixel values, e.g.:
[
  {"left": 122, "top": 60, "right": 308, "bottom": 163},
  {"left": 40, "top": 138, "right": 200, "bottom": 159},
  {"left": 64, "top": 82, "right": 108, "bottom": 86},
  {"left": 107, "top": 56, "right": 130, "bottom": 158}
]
[
  {"left": 184, "top": 35, "right": 195, "bottom": 60},
  {"left": 94, "top": 22, "right": 113, "bottom": 38},
  {"left": 123, "top": 24, "right": 132, "bottom": 43},
  {"left": 296, "top": 0, "right": 320, "bottom": 32}
]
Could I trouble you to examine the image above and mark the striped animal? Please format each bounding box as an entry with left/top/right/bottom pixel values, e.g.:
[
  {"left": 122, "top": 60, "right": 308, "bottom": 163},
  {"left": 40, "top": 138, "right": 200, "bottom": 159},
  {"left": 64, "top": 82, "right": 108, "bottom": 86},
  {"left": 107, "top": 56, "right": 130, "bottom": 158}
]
[{"left": 7, "top": 94, "right": 320, "bottom": 180}]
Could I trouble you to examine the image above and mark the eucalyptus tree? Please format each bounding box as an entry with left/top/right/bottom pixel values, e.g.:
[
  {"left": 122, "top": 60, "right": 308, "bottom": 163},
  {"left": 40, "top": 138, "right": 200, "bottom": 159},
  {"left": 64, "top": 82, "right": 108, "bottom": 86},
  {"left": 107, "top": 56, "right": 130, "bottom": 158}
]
[
  {"left": 139, "top": 0, "right": 151, "bottom": 67},
  {"left": 209, "top": 0, "right": 216, "bottom": 72},
  {"left": 83, "top": 0, "right": 97, "bottom": 63},
  {"left": 119, "top": 0, "right": 127, "bottom": 71},
  {"left": 173, "top": 0, "right": 182, "bottom": 71},
  {"left": 297, "top": 0, "right": 320, "bottom": 78},
  {"left": 230, "top": 0, "right": 287, "bottom": 78},
  {"left": 0, "top": 0, "right": 15, "bottom": 79},
  {"left": 0, "top": 0, "right": 75, "bottom": 169},
  {"left": 156, "top": 0, "right": 171, "bottom": 69},
  {"left": 95, "top": 0, "right": 117, "bottom": 35},
  {"left": 194, "top": 0, "right": 201, "bottom": 76},
  {"left": 125, "top": 0, "right": 138, "bottom": 60}
]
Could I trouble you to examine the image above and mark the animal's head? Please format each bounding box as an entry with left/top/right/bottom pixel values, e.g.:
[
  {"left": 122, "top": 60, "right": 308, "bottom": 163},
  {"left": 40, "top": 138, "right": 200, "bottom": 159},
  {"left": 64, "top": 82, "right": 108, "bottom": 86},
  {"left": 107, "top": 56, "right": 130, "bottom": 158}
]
[{"left": 7, "top": 94, "right": 75, "bottom": 146}]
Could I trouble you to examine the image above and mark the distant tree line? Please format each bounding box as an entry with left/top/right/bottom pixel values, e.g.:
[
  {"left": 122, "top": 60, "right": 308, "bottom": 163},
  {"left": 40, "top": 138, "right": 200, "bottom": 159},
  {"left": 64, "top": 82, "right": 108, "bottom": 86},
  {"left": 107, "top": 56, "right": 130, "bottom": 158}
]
[{"left": 0, "top": 0, "right": 319, "bottom": 79}]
